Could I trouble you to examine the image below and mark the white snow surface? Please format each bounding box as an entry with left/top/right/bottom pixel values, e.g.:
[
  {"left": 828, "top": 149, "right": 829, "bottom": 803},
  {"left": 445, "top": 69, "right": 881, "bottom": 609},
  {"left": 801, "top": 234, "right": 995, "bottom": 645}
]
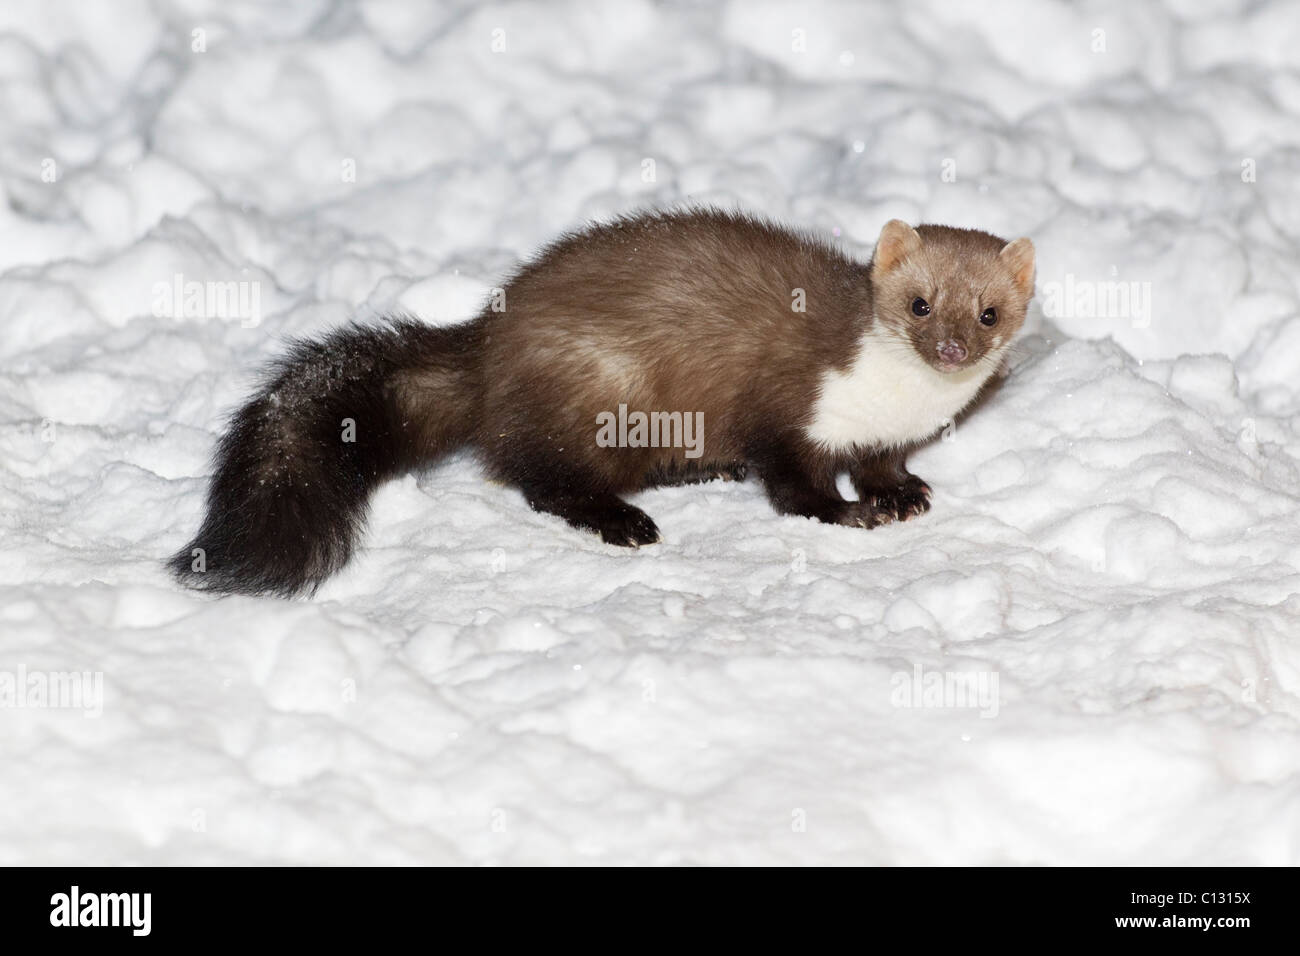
[{"left": 3, "top": 0, "right": 1300, "bottom": 865}]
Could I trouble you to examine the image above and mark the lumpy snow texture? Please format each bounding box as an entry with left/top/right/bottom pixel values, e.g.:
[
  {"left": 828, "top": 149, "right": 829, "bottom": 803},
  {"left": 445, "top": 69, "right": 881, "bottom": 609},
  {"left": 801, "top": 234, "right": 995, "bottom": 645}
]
[{"left": 2, "top": 0, "right": 1299, "bottom": 865}]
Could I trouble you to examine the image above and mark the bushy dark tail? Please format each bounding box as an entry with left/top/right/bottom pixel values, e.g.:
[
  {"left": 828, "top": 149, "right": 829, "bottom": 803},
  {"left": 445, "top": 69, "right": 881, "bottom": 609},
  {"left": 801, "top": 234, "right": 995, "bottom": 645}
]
[{"left": 169, "top": 316, "right": 482, "bottom": 597}]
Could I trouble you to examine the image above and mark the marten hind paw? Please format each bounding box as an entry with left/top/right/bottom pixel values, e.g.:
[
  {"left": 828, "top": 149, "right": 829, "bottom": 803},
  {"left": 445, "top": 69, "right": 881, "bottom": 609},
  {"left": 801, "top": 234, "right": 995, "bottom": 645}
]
[{"left": 597, "top": 505, "right": 661, "bottom": 547}]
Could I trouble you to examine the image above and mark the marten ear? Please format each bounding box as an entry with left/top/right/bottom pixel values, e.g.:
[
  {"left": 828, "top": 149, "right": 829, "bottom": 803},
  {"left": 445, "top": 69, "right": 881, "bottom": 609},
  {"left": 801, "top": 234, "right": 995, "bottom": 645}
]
[
  {"left": 872, "top": 219, "right": 922, "bottom": 275},
  {"left": 999, "top": 237, "right": 1035, "bottom": 296}
]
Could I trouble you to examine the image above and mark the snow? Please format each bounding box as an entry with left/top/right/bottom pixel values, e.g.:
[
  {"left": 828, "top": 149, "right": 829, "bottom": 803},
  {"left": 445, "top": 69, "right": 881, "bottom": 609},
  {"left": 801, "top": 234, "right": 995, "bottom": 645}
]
[{"left": 3, "top": 0, "right": 1300, "bottom": 865}]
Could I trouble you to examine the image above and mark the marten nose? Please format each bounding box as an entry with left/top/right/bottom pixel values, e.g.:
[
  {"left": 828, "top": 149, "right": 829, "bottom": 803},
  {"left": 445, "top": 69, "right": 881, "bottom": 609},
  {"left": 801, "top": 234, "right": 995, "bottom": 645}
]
[{"left": 936, "top": 339, "right": 968, "bottom": 365}]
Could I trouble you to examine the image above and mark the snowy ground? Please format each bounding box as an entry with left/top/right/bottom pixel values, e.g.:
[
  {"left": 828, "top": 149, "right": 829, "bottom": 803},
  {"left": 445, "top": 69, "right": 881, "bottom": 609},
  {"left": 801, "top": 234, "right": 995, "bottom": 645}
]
[{"left": 3, "top": 0, "right": 1300, "bottom": 865}]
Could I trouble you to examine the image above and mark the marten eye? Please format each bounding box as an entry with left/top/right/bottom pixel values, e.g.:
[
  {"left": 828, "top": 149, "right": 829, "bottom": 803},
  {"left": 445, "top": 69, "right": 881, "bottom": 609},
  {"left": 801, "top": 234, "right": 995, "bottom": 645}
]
[
  {"left": 911, "top": 297, "right": 930, "bottom": 317},
  {"left": 979, "top": 307, "right": 997, "bottom": 326}
]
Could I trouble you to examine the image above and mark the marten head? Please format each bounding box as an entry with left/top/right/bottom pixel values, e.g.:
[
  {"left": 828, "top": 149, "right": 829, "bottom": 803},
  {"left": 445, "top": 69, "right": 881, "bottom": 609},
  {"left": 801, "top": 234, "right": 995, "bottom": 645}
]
[{"left": 869, "top": 219, "right": 1035, "bottom": 375}]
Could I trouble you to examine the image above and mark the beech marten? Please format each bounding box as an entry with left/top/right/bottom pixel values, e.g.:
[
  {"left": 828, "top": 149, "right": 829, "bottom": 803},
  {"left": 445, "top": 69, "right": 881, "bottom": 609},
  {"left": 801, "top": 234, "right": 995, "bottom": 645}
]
[{"left": 170, "top": 210, "right": 1035, "bottom": 597}]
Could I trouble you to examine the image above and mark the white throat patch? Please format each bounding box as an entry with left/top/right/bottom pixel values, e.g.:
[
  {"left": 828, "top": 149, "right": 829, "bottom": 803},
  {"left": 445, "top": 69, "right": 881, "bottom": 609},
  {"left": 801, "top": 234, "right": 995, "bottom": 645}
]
[{"left": 806, "top": 326, "right": 999, "bottom": 451}]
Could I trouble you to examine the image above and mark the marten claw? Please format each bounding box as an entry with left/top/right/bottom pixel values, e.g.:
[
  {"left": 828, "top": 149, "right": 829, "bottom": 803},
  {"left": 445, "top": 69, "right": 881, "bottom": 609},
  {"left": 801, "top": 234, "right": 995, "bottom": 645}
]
[
  {"left": 836, "top": 501, "right": 895, "bottom": 529},
  {"left": 867, "top": 477, "right": 932, "bottom": 522}
]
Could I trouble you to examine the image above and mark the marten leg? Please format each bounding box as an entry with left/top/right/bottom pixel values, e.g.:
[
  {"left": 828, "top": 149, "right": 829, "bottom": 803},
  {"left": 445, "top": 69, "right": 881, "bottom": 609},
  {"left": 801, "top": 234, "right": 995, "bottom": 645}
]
[
  {"left": 520, "top": 480, "right": 661, "bottom": 547},
  {"left": 481, "top": 419, "right": 661, "bottom": 546},
  {"left": 751, "top": 439, "right": 889, "bottom": 528},
  {"left": 850, "top": 448, "right": 931, "bottom": 521}
]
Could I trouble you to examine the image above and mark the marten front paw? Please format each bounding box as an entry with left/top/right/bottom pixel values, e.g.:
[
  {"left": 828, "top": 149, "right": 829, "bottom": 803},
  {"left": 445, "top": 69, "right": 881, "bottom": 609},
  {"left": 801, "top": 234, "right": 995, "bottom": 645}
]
[
  {"left": 834, "top": 500, "right": 897, "bottom": 529},
  {"left": 867, "top": 476, "right": 932, "bottom": 522}
]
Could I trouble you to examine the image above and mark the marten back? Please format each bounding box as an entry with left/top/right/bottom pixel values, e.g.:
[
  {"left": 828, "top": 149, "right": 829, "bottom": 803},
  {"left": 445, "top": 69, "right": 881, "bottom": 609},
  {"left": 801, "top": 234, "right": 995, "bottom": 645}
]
[{"left": 474, "top": 210, "right": 873, "bottom": 489}]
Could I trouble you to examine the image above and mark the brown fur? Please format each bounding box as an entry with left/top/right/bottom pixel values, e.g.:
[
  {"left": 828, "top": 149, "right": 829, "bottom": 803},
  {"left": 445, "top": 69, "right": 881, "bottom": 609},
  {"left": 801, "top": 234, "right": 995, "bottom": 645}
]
[{"left": 463, "top": 211, "right": 869, "bottom": 490}]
